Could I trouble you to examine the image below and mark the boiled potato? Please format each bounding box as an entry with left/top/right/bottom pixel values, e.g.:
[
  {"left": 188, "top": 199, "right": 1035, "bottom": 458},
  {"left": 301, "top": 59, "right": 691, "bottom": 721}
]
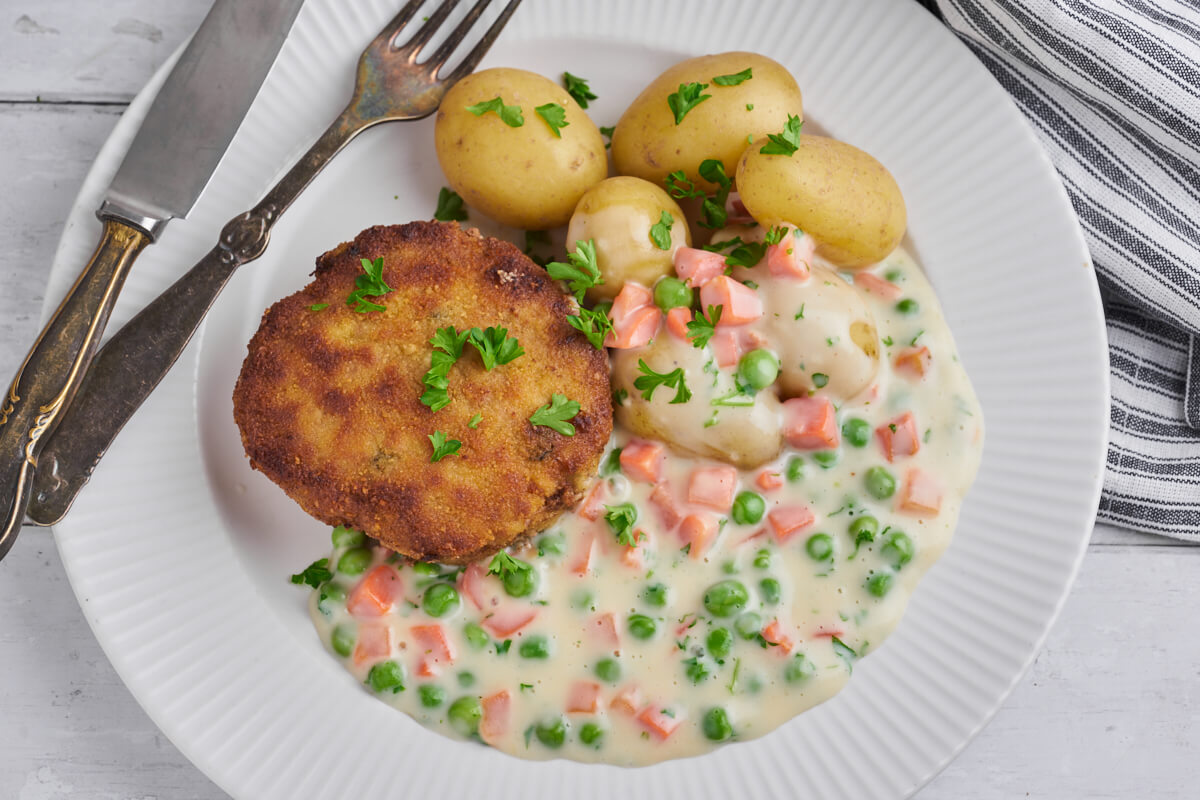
[
  {"left": 611, "top": 333, "right": 783, "bottom": 469},
  {"left": 740, "top": 262, "right": 880, "bottom": 401},
  {"left": 435, "top": 68, "right": 607, "bottom": 229},
  {"left": 612, "top": 53, "right": 803, "bottom": 193},
  {"left": 567, "top": 177, "right": 690, "bottom": 302},
  {"left": 736, "top": 134, "right": 906, "bottom": 268}
]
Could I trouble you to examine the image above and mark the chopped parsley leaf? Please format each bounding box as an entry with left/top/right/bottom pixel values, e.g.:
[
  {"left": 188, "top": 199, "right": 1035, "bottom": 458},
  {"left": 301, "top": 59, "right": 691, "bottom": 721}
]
[
  {"left": 433, "top": 187, "right": 468, "bottom": 222},
  {"left": 759, "top": 114, "right": 803, "bottom": 156},
  {"left": 566, "top": 304, "right": 613, "bottom": 350},
  {"left": 428, "top": 430, "right": 462, "bottom": 462},
  {"left": 686, "top": 305, "right": 723, "bottom": 349},
  {"left": 309, "top": 303, "right": 328, "bottom": 311},
  {"left": 535, "top": 102, "right": 569, "bottom": 137},
  {"left": 649, "top": 210, "right": 674, "bottom": 250},
  {"left": 600, "top": 447, "right": 623, "bottom": 476},
  {"left": 346, "top": 257, "right": 393, "bottom": 313},
  {"left": 290, "top": 558, "right": 332, "bottom": 588},
  {"left": 468, "top": 413, "right": 483, "bottom": 429},
  {"left": 702, "top": 237, "right": 744, "bottom": 253},
  {"left": 712, "top": 67, "right": 753, "bottom": 86},
  {"left": 667, "top": 82, "right": 711, "bottom": 124},
  {"left": 465, "top": 96, "right": 523, "bottom": 127},
  {"left": 764, "top": 225, "right": 790, "bottom": 245},
  {"left": 724, "top": 241, "right": 768, "bottom": 268},
  {"left": 795, "top": 304, "right": 805, "bottom": 320},
  {"left": 604, "top": 502, "right": 638, "bottom": 546},
  {"left": 882, "top": 335, "right": 894, "bottom": 347},
  {"left": 546, "top": 239, "right": 602, "bottom": 302},
  {"left": 529, "top": 393, "right": 581, "bottom": 435},
  {"left": 561, "top": 71, "right": 597, "bottom": 108},
  {"left": 599, "top": 125, "right": 614, "bottom": 148},
  {"left": 812, "top": 373, "right": 829, "bottom": 388},
  {"left": 634, "top": 359, "right": 692, "bottom": 404},
  {"left": 697, "top": 159, "right": 733, "bottom": 229},
  {"left": 910, "top": 330, "right": 925, "bottom": 346},
  {"left": 665, "top": 170, "right": 704, "bottom": 200},
  {"left": 487, "top": 551, "right": 532, "bottom": 581},
  {"left": 420, "top": 326, "right": 470, "bottom": 411},
  {"left": 467, "top": 326, "right": 524, "bottom": 370}
]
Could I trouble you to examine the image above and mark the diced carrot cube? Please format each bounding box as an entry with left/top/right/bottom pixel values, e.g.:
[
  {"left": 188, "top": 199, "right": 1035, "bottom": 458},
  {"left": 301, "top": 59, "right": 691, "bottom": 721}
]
[
  {"left": 688, "top": 465, "right": 738, "bottom": 512},
  {"left": 352, "top": 623, "right": 393, "bottom": 666},
  {"left": 894, "top": 346, "right": 931, "bottom": 379},
  {"left": 666, "top": 306, "right": 693, "bottom": 340},
  {"left": 674, "top": 247, "right": 726, "bottom": 288},
  {"left": 567, "top": 529, "right": 596, "bottom": 576},
  {"left": 481, "top": 605, "right": 538, "bottom": 638},
  {"left": 649, "top": 482, "right": 683, "bottom": 531},
  {"left": 621, "top": 532, "right": 647, "bottom": 569},
  {"left": 605, "top": 304, "right": 661, "bottom": 349},
  {"left": 700, "top": 276, "right": 763, "bottom": 325},
  {"left": 610, "top": 281, "right": 653, "bottom": 319},
  {"left": 567, "top": 681, "right": 603, "bottom": 714},
  {"left": 761, "top": 620, "right": 794, "bottom": 654},
  {"left": 637, "top": 705, "right": 683, "bottom": 740},
  {"left": 588, "top": 612, "right": 619, "bottom": 649},
  {"left": 411, "top": 623, "right": 457, "bottom": 677},
  {"left": 767, "top": 230, "right": 812, "bottom": 280},
  {"left": 876, "top": 411, "right": 920, "bottom": 462},
  {"left": 854, "top": 271, "right": 902, "bottom": 300},
  {"left": 756, "top": 470, "right": 784, "bottom": 492},
  {"left": 458, "top": 563, "right": 489, "bottom": 610},
  {"left": 767, "top": 505, "right": 815, "bottom": 543},
  {"left": 899, "top": 468, "right": 942, "bottom": 515},
  {"left": 620, "top": 439, "right": 665, "bottom": 484},
  {"left": 577, "top": 481, "right": 607, "bottom": 521},
  {"left": 679, "top": 513, "right": 719, "bottom": 559},
  {"left": 346, "top": 564, "right": 402, "bottom": 618},
  {"left": 783, "top": 396, "right": 840, "bottom": 450},
  {"left": 610, "top": 685, "right": 644, "bottom": 716},
  {"left": 480, "top": 690, "right": 511, "bottom": 745},
  {"left": 710, "top": 327, "right": 743, "bottom": 368}
]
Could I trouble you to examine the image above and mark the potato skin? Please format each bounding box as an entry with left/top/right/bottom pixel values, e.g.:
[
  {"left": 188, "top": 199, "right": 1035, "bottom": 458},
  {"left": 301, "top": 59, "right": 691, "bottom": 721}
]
[
  {"left": 612, "top": 52, "right": 803, "bottom": 193},
  {"left": 566, "top": 177, "right": 691, "bottom": 302},
  {"left": 435, "top": 68, "right": 607, "bottom": 229},
  {"left": 736, "top": 134, "right": 907, "bottom": 268}
]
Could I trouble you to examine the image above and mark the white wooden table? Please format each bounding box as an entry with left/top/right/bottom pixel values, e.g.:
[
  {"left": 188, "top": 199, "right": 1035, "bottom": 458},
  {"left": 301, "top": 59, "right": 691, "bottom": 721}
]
[{"left": 1, "top": 3, "right": 1196, "bottom": 798}]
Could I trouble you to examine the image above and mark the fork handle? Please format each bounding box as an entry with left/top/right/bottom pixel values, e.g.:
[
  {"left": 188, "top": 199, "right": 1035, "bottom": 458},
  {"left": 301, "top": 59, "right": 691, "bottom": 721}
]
[
  {"left": 0, "top": 219, "right": 151, "bottom": 557},
  {"left": 25, "top": 114, "right": 364, "bottom": 527}
]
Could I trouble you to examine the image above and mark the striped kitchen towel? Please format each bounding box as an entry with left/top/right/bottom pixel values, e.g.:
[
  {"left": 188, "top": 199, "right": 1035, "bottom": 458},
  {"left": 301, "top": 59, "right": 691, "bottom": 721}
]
[{"left": 919, "top": 0, "right": 1200, "bottom": 541}]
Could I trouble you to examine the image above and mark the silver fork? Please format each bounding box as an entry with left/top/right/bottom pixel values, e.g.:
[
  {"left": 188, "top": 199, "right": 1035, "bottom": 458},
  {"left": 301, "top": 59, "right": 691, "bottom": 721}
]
[{"left": 23, "top": 0, "right": 523, "bottom": 527}]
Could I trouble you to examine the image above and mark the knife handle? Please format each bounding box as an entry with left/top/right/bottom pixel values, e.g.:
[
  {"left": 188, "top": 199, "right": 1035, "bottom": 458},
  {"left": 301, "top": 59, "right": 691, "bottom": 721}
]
[{"left": 0, "top": 219, "right": 150, "bottom": 559}]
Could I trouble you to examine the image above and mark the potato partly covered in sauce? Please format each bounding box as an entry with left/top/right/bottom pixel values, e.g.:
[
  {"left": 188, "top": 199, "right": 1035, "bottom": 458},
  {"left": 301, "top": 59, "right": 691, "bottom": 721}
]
[
  {"left": 567, "top": 177, "right": 690, "bottom": 303},
  {"left": 434, "top": 68, "right": 607, "bottom": 229}
]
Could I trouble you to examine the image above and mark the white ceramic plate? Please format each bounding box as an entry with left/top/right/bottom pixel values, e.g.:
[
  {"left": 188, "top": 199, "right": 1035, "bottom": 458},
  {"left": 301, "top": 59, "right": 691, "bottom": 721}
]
[{"left": 46, "top": 0, "right": 1108, "bottom": 797}]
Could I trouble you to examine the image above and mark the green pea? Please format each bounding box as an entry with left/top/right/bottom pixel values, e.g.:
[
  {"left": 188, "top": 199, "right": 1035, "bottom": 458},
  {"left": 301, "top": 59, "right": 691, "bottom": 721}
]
[
  {"left": 447, "top": 696, "right": 482, "bottom": 736},
  {"left": 785, "top": 457, "right": 804, "bottom": 482},
  {"left": 628, "top": 614, "right": 657, "bottom": 640},
  {"left": 753, "top": 548, "right": 771, "bottom": 569},
  {"left": 721, "top": 560, "right": 738, "bottom": 575},
  {"left": 571, "top": 589, "right": 595, "bottom": 610},
  {"left": 707, "top": 627, "right": 734, "bottom": 659},
  {"left": 537, "top": 531, "right": 567, "bottom": 556},
  {"left": 579, "top": 722, "right": 605, "bottom": 748},
  {"left": 864, "top": 466, "right": 896, "bottom": 500},
  {"left": 653, "top": 276, "right": 694, "bottom": 310},
  {"left": 842, "top": 418, "right": 871, "bottom": 448},
  {"left": 419, "top": 684, "right": 445, "bottom": 708},
  {"left": 866, "top": 571, "right": 894, "bottom": 597},
  {"left": 881, "top": 530, "right": 914, "bottom": 569},
  {"left": 594, "top": 657, "right": 621, "bottom": 683},
  {"left": 317, "top": 583, "right": 347, "bottom": 616},
  {"left": 731, "top": 491, "right": 766, "bottom": 525},
  {"left": 463, "top": 622, "right": 489, "bottom": 650},
  {"left": 759, "top": 578, "right": 782, "bottom": 605},
  {"left": 502, "top": 567, "right": 538, "bottom": 598},
  {"left": 337, "top": 547, "right": 372, "bottom": 576},
  {"left": 702, "top": 707, "right": 733, "bottom": 741},
  {"left": 737, "top": 349, "right": 781, "bottom": 391},
  {"left": 850, "top": 515, "right": 879, "bottom": 543},
  {"left": 805, "top": 533, "right": 834, "bottom": 562},
  {"left": 896, "top": 298, "right": 920, "bottom": 315},
  {"left": 332, "top": 525, "right": 365, "bottom": 548},
  {"left": 643, "top": 583, "right": 669, "bottom": 607},
  {"left": 784, "top": 654, "right": 817, "bottom": 683},
  {"left": 535, "top": 717, "right": 567, "bottom": 749},
  {"left": 422, "top": 583, "right": 460, "bottom": 617},
  {"left": 519, "top": 635, "right": 551, "bottom": 659},
  {"left": 411, "top": 562, "right": 441, "bottom": 577},
  {"left": 703, "top": 580, "right": 749, "bottom": 617},
  {"left": 366, "top": 660, "right": 405, "bottom": 694},
  {"left": 814, "top": 450, "right": 839, "bottom": 469},
  {"left": 734, "top": 612, "right": 763, "bottom": 639},
  {"left": 331, "top": 624, "right": 355, "bottom": 657},
  {"left": 457, "top": 671, "right": 475, "bottom": 687}
]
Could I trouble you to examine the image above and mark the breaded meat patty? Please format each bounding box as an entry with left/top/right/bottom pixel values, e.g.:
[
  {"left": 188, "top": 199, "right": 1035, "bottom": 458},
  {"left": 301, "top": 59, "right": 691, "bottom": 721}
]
[{"left": 233, "top": 221, "right": 611, "bottom": 563}]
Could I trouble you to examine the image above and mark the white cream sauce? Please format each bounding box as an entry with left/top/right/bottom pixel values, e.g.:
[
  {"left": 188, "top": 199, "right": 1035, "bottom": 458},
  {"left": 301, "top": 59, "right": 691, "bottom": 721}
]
[{"left": 307, "top": 246, "right": 983, "bottom": 765}]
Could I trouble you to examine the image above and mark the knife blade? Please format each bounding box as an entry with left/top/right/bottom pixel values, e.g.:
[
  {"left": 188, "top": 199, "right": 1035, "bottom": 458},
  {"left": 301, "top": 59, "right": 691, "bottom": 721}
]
[{"left": 0, "top": 0, "right": 306, "bottom": 560}]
